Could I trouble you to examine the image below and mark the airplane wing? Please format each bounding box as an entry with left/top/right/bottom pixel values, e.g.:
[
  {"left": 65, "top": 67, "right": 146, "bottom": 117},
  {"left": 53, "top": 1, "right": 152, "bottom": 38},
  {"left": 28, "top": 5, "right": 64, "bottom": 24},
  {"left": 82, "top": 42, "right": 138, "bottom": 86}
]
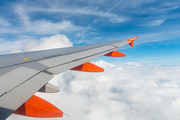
[{"left": 0, "top": 37, "right": 137, "bottom": 119}]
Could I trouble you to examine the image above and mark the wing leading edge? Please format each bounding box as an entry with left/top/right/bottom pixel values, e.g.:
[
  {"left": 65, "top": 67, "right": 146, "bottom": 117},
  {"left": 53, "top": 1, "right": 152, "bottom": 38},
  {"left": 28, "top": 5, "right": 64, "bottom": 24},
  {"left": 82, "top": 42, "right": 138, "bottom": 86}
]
[{"left": 0, "top": 37, "right": 138, "bottom": 119}]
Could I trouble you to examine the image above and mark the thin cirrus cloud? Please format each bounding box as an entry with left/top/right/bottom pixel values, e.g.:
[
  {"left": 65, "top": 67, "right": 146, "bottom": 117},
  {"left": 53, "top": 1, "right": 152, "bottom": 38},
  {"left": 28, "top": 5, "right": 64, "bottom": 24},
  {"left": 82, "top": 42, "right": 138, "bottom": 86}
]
[
  {"left": 26, "top": 6, "right": 125, "bottom": 23},
  {"left": 0, "top": 5, "right": 84, "bottom": 35},
  {"left": 0, "top": 18, "right": 11, "bottom": 26},
  {"left": 141, "top": 18, "right": 166, "bottom": 27},
  {"left": 117, "top": 0, "right": 180, "bottom": 15}
]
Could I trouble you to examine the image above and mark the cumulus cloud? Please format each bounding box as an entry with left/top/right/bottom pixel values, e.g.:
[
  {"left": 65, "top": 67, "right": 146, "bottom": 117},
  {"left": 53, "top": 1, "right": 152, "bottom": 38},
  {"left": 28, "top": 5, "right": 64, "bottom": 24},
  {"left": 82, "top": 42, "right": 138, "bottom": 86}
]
[
  {"left": 22, "top": 34, "right": 73, "bottom": 51},
  {"left": 123, "top": 62, "right": 143, "bottom": 66},
  {"left": 50, "top": 60, "right": 180, "bottom": 120},
  {"left": 0, "top": 34, "right": 72, "bottom": 54},
  {"left": 170, "top": 98, "right": 180, "bottom": 108},
  {"left": 93, "top": 60, "right": 116, "bottom": 68},
  {"left": 8, "top": 60, "right": 180, "bottom": 120}
]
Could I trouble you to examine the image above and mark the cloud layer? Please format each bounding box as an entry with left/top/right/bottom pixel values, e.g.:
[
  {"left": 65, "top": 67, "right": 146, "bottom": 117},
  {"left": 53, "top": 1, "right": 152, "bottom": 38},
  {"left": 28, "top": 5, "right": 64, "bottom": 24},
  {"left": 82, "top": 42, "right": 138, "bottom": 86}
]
[
  {"left": 8, "top": 59, "right": 180, "bottom": 120},
  {"left": 43, "top": 61, "right": 180, "bottom": 120}
]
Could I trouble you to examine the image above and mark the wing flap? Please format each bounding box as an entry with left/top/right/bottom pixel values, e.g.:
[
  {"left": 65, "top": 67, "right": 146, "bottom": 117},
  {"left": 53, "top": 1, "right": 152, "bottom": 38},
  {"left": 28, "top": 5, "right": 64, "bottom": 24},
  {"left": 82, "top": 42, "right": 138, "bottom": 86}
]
[{"left": 0, "top": 67, "right": 39, "bottom": 96}]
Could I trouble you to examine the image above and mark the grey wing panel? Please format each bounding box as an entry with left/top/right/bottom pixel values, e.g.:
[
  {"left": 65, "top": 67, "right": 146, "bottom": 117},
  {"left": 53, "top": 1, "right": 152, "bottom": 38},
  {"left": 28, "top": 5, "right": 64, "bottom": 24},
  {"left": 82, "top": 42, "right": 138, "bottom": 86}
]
[{"left": 0, "top": 67, "right": 39, "bottom": 96}]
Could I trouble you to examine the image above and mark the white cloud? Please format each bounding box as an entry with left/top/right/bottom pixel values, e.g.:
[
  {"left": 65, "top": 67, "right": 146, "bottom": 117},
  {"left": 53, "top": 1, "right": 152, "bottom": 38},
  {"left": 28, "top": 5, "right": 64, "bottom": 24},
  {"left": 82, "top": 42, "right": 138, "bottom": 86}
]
[
  {"left": 124, "top": 62, "right": 143, "bottom": 66},
  {"left": 93, "top": 60, "right": 116, "bottom": 68},
  {"left": 0, "top": 34, "right": 73, "bottom": 54},
  {"left": 8, "top": 60, "right": 180, "bottom": 120},
  {"left": 22, "top": 34, "right": 73, "bottom": 51},
  {"left": 9, "top": 49, "right": 23, "bottom": 54},
  {"left": 170, "top": 98, "right": 180, "bottom": 108}
]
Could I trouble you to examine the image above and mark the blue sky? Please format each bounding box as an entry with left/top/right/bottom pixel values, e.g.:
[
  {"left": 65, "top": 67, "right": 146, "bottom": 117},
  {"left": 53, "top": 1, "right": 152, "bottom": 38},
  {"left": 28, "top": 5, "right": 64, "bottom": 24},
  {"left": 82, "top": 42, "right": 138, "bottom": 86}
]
[{"left": 0, "top": 0, "right": 180, "bottom": 65}]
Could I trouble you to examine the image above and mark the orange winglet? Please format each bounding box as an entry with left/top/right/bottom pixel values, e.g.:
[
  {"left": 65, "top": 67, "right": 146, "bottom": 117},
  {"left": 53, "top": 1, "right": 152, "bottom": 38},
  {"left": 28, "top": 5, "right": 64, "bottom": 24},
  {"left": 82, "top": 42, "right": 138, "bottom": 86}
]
[
  {"left": 126, "top": 37, "right": 138, "bottom": 47},
  {"left": 104, "top": 51, "right": 126, "bottom": 57},
  {"left": 14, "top": 95, "right": 63, "bottom": 118},
  {"left": 71, "top": 62, "right": 104, "bottom": 72}
]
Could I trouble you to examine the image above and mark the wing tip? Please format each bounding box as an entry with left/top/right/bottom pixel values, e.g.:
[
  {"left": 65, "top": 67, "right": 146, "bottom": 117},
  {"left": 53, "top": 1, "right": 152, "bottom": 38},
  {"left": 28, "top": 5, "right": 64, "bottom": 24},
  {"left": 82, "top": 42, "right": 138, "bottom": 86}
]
[{"left": 126, "top": 37, "right": 138, "bottom": 47}]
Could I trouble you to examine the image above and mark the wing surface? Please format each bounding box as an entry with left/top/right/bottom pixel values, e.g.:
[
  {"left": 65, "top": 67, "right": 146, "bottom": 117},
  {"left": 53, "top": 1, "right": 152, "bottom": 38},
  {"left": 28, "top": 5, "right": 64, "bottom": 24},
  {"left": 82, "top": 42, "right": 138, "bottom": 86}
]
[{"left": 0, "top": 40, "right": 129, "bottom": 119}]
